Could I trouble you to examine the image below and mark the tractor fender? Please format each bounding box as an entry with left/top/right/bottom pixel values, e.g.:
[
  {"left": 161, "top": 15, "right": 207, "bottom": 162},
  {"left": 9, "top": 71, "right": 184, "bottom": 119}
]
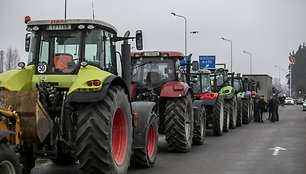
[
  {"left": 0, "top": 130, "right": 15, "bottom": 141},
  {"left": 160, "top": 81, "right": 190, "bottom": 98},
  {"left": 131, "top": 101, "right": 156, "bottom": 149},
  {"left": 198, "top": 92, "right": 218, "bottom": 105},
  {"left": 66, "top": 75, "right": 130, "bottom": 103}
]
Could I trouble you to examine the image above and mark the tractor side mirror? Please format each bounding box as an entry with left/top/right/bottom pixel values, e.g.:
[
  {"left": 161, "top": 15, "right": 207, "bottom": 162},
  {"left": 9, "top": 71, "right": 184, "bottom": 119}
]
[
  {"left": 136, "top": 30, "right": 143, "bottom": 50},
  {"left": 25, "top": 33, "right": 31, "bottom": 52},
  {"left": 192, "top": 61, "right": 199, "bottom": 71}
]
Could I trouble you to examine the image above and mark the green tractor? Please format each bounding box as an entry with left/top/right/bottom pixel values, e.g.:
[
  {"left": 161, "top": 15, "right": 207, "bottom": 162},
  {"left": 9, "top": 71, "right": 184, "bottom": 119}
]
[
  {"left": 236, "top": 76, "right": 255, "bottom": 124},
  {"left": 233, "top": 74, "right": 252, "bottom": 126},
  {"left": 0, "top": 17, "right": 158, "bottom": 174},
  {"left": 208, "top": 67, "right": 237, "bottom": 135}
]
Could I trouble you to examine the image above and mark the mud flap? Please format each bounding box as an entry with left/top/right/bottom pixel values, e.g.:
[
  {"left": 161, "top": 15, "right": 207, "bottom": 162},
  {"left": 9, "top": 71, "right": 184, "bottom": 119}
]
[{"left": 131, "top": 101, "right": 155, "bottom": 149}]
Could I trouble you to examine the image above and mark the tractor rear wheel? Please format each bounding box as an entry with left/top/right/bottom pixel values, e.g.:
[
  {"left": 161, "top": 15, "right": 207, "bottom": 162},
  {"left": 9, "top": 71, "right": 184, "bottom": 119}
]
[
  {"left": 76, "top": 86, "right": 133, "bottom": 174},
  {"left": 0, "top": 143, "right": 21, "bottom": 174},
  {"left": 242, "top": 99, "right": 250, "bottom": 124},
  {"left": 164, "top": 94, "right": 194, "bottom": 152},
  {"left": 212, "top": 96, "right": 224, "bottom": 136},
  {"left": 192, "top": 106, "right": 206, "bottom": 145},
  {"left": 236, "top": 100, "right": 243, "bottom": 127},
  {"left": 223, "top": 103, "right": 230, "bottom": 132},
  {"left": 131, "top": 113, "right": 158, "bottom": 167},
  {"left": 229, "top": 96, "right": 237, "bottom": 129}
]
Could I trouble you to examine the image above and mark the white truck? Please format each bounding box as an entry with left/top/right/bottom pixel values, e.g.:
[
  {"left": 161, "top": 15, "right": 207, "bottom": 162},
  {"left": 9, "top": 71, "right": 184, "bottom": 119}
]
[{"left": 243, "top": 74, "right": 273, "bottom": 102}]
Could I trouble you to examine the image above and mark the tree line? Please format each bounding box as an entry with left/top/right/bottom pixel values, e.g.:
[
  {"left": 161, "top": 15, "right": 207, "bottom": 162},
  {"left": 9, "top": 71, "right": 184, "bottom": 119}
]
[{"left": 0, "top": 47, "right": 20, "bottom": 72}]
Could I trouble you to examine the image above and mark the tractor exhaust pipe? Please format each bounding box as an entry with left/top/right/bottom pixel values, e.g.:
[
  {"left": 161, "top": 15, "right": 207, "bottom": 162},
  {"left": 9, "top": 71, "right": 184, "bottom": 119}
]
[{"left": 121, "top": 31, "right": 131, "bottom": 95}]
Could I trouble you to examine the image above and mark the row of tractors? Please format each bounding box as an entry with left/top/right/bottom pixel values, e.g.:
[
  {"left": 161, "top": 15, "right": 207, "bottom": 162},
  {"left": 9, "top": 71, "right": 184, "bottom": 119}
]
[{"left": 0, "top": 17, "right": 260, "bottom": 174}]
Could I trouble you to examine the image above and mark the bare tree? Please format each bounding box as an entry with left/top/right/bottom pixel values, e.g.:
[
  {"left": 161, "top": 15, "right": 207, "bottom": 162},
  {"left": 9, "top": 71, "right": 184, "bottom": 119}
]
[{"left": 4, "top": 47, "right": 20, "bottom": 71}]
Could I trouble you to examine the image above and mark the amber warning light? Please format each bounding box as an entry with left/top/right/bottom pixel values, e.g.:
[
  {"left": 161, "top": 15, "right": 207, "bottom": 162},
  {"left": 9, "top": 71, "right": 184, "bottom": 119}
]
[{"left": 25, "top": 16, "right": 31, "bottom": 24}]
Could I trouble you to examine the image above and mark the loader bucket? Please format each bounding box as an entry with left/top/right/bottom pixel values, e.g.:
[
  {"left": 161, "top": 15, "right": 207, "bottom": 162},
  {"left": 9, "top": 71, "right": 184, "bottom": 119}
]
[{"left": 0, "top": 91, "right": 52, "bottom": 144}]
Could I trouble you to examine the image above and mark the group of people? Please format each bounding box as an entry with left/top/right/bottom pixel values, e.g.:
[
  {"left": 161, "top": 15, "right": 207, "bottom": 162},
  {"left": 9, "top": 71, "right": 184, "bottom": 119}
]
[{"left": 254, "top": 94, "right": 280, "bottom": 123}]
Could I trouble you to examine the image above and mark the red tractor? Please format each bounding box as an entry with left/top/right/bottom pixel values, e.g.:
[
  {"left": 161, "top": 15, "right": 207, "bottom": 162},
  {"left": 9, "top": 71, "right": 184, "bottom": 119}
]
[{"left": 131, "top": 51, "right": 197, "bottom": 152}]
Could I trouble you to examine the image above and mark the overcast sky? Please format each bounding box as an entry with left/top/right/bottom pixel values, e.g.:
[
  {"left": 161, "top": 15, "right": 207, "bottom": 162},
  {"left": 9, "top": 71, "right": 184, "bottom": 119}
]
[{"left": 1, "top": 0, "right": 305, "bottom": 84}]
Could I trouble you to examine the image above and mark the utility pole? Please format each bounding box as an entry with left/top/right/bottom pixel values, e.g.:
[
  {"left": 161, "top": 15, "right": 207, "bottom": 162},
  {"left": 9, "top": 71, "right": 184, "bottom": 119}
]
[{"left": 0, "top": 50, "right": 4, "bottom": 73}]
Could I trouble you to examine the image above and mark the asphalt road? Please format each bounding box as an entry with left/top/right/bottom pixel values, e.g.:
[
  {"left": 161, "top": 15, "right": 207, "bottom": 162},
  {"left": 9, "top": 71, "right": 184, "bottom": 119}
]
[{"left": 32, "top": 105, "right": 306, "bottom": 174}]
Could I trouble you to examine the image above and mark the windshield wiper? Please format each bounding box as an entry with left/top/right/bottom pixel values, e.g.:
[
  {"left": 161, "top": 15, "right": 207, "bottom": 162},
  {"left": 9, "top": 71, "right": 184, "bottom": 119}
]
[{"left": 133, "top": 61, "right": 152, "bottom": 69}]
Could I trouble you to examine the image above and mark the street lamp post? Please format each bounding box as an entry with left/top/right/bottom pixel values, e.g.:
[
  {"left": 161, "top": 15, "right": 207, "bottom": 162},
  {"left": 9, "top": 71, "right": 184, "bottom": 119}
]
[
  {"left": 171, "top": 12, "right": 187, "bottom": 56},
  {"left": 243, "top": 50, "right": 252, "bottom": 74},
  {"left": 221, "top": 37, "right": 233, "bottom": 72}
]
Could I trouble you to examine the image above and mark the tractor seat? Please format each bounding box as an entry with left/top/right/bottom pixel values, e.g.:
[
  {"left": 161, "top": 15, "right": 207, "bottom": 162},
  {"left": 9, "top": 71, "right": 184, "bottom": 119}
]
[
  {"left": 53, "top": 53, "right": 74, "bottom": 72},
  {"left": 146, "top": 72, "right": 161, "bottom": 84}
]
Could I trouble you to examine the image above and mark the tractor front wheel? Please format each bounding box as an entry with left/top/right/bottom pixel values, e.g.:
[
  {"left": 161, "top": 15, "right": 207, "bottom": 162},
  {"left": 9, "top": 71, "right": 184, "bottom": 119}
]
[
  {"left": 76, "top": 86, "right": 133, "bottom": 174},
  {"left": 212, "top": 96, "right": 224, "bottom": 136},
  {"left": 223, "top": 103, "right": 230, "bottom": 132},
  {"left": 242, "top": 99, "right": 250, "bottom": 124},
  {"left": 0, "top": 143, "right": 21, "bottom": 174},
  {"left": 131, "top": 113, "right": 158, "bottom": 167},
  {"left": 229, "top": 96, "right": 237, "bottom": 129},
  {"left": 164, "top": 94, "right": 194, "bottom": 152},
  {"left": 236, "top": 100, "right": 243, "bottom": 127},
  {"left": 193, "top": 106, "right": 206, "bottom": 145}
]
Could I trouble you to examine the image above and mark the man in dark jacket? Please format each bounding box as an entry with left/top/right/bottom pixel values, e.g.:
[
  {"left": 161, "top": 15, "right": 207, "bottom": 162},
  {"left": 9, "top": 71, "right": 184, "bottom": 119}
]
[
  {"left": 274, "top": 95, "right": 280, "bottom": 121},
  {"left": 268, "top": 95, "right": 276, "bottom": 122},
  {"left": 259, "top": 95, "right": 265, "bottom": 123},
  {"left": 254, "top": 96, "right": 260, "bottom": 122}
]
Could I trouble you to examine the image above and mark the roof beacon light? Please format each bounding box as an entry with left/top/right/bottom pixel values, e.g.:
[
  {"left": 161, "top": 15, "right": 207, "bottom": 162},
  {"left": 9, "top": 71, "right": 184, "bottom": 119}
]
[{"left": 25, "top": 16, "right": 31, "bottom": 24}]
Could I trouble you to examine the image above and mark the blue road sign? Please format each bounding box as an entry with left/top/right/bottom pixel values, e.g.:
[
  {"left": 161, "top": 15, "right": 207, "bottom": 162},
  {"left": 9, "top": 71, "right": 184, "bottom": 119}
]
[
  {"left": 180, "top": 56, "right": 190, "bottom": 70},
  {"left": 199, "top": 55, "right": 216, "bottom": 68}
]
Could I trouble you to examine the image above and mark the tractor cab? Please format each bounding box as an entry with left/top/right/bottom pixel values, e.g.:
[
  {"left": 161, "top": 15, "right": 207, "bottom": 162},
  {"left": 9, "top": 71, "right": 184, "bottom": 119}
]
[
  {"left": 233, "top": 73, "right": 244, "bottom": 93},
  {"left": 189, "top": 69, "right": 212, "bottom": 98},
  {"left": 26, "top": 19, "right": 118, "bottom": 76},
  {"left": 209, "top": 68, "right": 229, "bottom": 92},
  {"left": 131, "top": 51, "right": 184, "bottom": 90}
]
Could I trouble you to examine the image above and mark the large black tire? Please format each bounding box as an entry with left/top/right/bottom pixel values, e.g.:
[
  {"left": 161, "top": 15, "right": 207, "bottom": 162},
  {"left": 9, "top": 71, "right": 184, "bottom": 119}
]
[
  {"left": 229, "top": 96, "right": 237, "bottom": 129},
  {"left": 192, "top": 106, "right": 206, "bottom": 145},
  {"left": 242, "top": 99, "right": 250, "bottom": 124},
  {"left": 164, "top": 94, "right": 194, "bottom": 152},
  {"left": 0, "top": 143, "right": 21, "bottom": 174},
  {"left": 249, "top": 100, "right": 254, "bottom": 122},
  {"left": 223, "top": 103, "right": 230, "bottom": 132},
  {"left": 236, "top": 100, "right": 243, "bottom": 127},
  {"left": 76, "top": 86, "right": 133, "bottom": 174},
  {"left": 212, "top": 96, "right": 224, "bottom": 136},
  {"left": 131, "top": 113, "right": 158, "bottom": 168}
]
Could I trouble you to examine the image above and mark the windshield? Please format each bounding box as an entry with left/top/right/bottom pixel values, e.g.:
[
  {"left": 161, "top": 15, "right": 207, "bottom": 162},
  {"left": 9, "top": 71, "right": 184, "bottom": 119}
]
[
  {"left": 233, "top": 79, "right": 241, "bottom": 91},
  {"left": 35, "top": 30, "right": 81, "bottom": 74},
  {"left": 190, "top": 74, "right": 210, "bottom": 94},
  {"left": 28, "top": 28, "right": 116, "bottom": 74},
  {"left": 132, "top": 58, "right": 175, "bottom": 88}
]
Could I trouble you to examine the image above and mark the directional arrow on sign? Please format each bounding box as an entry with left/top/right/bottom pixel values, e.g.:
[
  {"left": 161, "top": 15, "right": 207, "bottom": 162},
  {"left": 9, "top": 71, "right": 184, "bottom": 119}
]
[{"left": 269, "top": 146, "right": 287, "bottom": 156}]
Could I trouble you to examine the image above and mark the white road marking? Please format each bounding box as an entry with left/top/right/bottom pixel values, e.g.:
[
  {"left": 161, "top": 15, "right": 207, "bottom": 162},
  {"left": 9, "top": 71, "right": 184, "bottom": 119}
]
[{"left": 269, "top": 146, "right": 287, "bottom": 156}]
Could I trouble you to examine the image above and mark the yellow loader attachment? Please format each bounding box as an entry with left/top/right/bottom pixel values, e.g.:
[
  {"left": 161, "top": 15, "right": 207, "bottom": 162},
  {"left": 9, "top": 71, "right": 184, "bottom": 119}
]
[{"left": 0, "top": 91, "right": 53, "bottom": 149}]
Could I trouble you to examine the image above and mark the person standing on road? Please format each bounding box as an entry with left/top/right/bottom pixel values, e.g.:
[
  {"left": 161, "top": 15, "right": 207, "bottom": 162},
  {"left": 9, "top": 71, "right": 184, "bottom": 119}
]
[
  {"left": 254, "top": 96, "right": 260, "bottom": 122},
  {"left": 268, "top": 95, "right": 276, "bottom": 122},
  {"left": 259, "top": 95, "right": 265, "bottom": 123},
  {"left": 274, "top": 95, "right": 280, "bottom": 121}
]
